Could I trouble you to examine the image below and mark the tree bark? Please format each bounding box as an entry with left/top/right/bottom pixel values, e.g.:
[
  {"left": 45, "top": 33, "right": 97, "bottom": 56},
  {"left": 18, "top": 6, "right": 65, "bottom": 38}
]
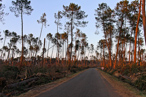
[{"left": 134, "top": 0, "right": 141, "bottom": 63}]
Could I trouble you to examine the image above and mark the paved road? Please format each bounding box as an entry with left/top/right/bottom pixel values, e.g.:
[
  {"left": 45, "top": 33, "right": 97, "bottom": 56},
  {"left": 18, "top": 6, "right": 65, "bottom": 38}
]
[{"left": 36, "top": 68, "right": 121, "bottom": 97}]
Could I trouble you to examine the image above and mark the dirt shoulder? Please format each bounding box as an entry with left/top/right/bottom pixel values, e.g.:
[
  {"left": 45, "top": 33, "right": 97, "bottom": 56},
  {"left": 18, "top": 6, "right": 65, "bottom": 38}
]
[
  {"left": 98, "top": 69, "right": 146, "bottom": 97},
  {"left": 16, "top": 70, "right": 87, "bottom": 97}
]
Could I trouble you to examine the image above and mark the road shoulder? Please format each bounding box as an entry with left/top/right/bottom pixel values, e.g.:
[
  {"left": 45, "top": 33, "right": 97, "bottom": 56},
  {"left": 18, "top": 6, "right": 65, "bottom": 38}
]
[{"left": 97, "top": 69, "right": 146, "bottom": 97}]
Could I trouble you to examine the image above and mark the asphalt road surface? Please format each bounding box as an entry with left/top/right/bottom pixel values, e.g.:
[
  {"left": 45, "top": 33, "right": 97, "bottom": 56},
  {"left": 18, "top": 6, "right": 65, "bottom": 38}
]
[{"left": 36, "top": 68, "right": 121, "bottom": 97}]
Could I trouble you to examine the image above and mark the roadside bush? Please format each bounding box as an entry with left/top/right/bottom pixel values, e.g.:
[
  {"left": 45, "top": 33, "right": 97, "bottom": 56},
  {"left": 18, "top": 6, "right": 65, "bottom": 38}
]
[
  {"left": 72, "top": 65, "right": 77, "bottom": 68},
  {"left": 77, "top": 67, "right": 82, "bottom": 71},
  {"left": 33, "top": 66, "right": 48, "bottom": 74},
  {"left": 135, "top": 75, "right": 146, "bottom": 91},
  {"left": 70, "top": 68, "right": 77, "bottom": 73},
  {"left": 131, "top": 63, "right": 139, "bottom": 74},
  {"left": 109, "top": 69, "right": 117, "bottom": 75},
  {"left": 35, "top": 75, "right": 51, "bottom": 85},
  {"left": 103, "top": 66, "right": 108, "bottom": 72},
  {"left": 139, "top": 65, "right": 145, "bottom": 72},
  {"left": 121, "top": 65, "right": 130, "bottom": 75},
  {"left": 1, "top": 65, "right": 19, "bottom": 80},
  {"left": 55, "top": 69, "right": 61, "bottom": 73}
]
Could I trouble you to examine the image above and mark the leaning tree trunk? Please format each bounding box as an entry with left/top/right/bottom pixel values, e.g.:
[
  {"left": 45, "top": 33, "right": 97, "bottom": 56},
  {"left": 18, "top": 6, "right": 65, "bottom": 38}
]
[
  {"left": 39, "top": 23, "right": 43, "bottom": 42},
  {"left": 134, "top": 0, "right": 141, "bottom": 63}
]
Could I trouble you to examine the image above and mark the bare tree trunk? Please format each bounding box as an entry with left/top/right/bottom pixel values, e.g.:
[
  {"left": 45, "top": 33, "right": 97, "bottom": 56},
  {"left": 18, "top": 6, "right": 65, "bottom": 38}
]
[
  {"left": 142, "top": 53, "right": 144, "bottom": 62},
  {"left": 20, "top": 11, "right": 24, "bottom": 66},
  {"left": 1, "top": 36, "right": 6, "bottom": 57},
  {"left": 47, "top": 40, "right": 50, "bottom": 57},
  {"left": 39, "top": 23, "right": 43, "bottom": 42},
  {"left": 114, "top": 16, "right": 124, "bottom": 69},
  {"left": 129, "top": 32, "right": 132, "bottom": 63},
  {"left": 139, "top": 47, "right": 142, "bottom": 66},
  {"left": 11, "top": 49, "right": 14, "bottom": 65},
  {"left": 7, "top": 47, "right": 11, "bottom": 61},
  {"left": 50, "top": 45, "right": 54, "bottom": 64},
  {"left": 134, "top": 0, "right": 141, "bottom": 63},
  {"left": 102, "top": 45, "right": 105, "bottom": 67},
  {"left": 66, "top": 35, "right": 69, "bottom": 60},
  {"left": 114, "top": 38, "right": 120, "bottom": 68},
  {"left": 78, "top": 49, "right": 80, "bottom": 60},
  {"left": 42, "top": 38, "right": 45, "bottom": 66},
  {"left": 62, "top": 42, "right": 64, "bottom": 58},
  {"left": 109, "top": 26, "right": 112, "bottom": 68},
  {"left": 70, "top": 12, "right": 73, "bottom": 61},
  {"left": 31, "top": 49, "right": 32, "bottom": 58},
  {"left": 138, "top": 37, "right": 140, "bottom": 61},
  {"left": 142, "top": 0, "right": 146, "bottom": 44}
]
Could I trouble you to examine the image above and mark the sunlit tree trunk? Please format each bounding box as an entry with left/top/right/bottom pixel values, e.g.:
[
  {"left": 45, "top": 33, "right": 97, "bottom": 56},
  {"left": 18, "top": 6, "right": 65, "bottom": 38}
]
[{"left": 134, "top": 0, "right": 141, "bottom": 63}]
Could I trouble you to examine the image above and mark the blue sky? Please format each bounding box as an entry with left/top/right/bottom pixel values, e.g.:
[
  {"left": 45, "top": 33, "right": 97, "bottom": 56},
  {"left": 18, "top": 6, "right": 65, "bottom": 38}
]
[{"left": 0, "top": 0, "right": 135, "bottom": 57}]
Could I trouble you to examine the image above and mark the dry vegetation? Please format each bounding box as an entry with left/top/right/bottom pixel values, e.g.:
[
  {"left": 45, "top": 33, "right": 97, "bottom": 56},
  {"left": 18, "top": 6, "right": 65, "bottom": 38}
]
[
  {"left": 100, "top": 62, "right": 146, "bottom": 94},
  {"left": 0, "top": 60, "right": 97, "bottom": 96}
]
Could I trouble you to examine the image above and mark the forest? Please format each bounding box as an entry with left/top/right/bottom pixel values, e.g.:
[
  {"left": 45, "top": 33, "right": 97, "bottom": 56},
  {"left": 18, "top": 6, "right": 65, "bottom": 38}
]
[{"left": 0, "top": 0, "right": 146, "bottom": 96}]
